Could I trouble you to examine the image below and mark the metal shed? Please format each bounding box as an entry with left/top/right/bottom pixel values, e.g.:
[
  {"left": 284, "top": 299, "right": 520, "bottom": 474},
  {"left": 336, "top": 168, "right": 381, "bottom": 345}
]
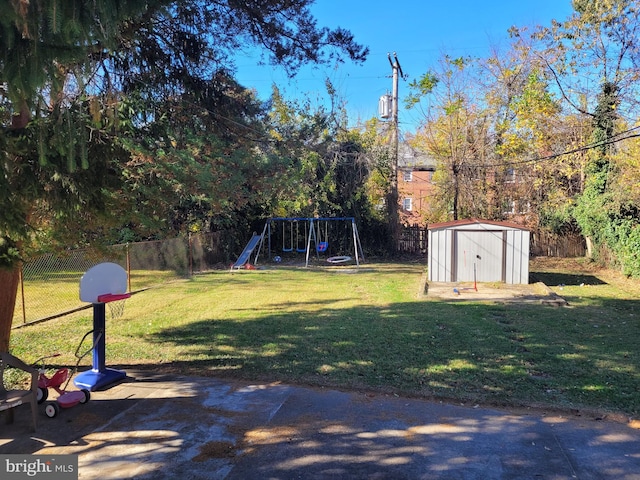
[{"left": 428, "top": 219, "right": 530, "bottom": 284}]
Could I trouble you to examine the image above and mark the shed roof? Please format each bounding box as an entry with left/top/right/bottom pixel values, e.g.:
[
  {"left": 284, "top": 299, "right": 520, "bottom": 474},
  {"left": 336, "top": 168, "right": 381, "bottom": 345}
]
[{"left": 428, "top": 218, "right": 529, "bottom": 231}]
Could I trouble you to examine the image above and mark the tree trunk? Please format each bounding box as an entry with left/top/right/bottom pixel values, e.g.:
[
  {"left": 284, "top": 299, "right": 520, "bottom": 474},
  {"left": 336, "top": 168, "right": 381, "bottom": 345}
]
[
  {"left": 0, "top": 267, "right": 20, "bottom": 353},
  {"left": 585, "top": 236, "right": 594, "bottom": 259},
  {"left": 452, "top": 168, "right": 459, "bottom": 221},
  {"left": 0, "top": 101, "right": 31, "bottom": 352}
]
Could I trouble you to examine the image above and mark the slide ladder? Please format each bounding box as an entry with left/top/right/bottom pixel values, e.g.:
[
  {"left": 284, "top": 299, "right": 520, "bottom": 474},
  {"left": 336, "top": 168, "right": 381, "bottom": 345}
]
[{"left": 230, "top": 233, "right": 262, "bottom": 270}]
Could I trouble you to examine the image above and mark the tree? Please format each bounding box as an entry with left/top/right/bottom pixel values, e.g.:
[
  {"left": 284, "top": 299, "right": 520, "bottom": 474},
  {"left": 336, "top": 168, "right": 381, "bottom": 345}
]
[
  {"left": 407, "top": 55, "right": 493, "bottom": 221},
  {"left": 536, "top": 0, "right": 640, "bottom": 121},
  {"left": 0, "top": 0, "right": 158, "bottom": 352},
  {"left": 111, "top": 71, "right": 283, "bottom": 241},
  {"left": 481, "top": 36, "right": 569, "bottom": 228},
  {"left": 0, "top": 0, "right": 368, "bottom": 351},
  {"left": 608, "top": 136, "right": 640, "bottom": 276},
  {"left": 536, "top": 0, "right": 640, "bottom": 266},
  {"left": 267, "top": 83, "right": 374, "bottom": 220}
]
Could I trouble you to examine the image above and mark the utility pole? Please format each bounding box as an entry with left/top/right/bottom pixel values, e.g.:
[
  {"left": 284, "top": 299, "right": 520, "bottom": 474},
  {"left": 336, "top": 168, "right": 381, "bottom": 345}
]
[{"left": 387, "top": 52, "right": 405, "bottom": 252}]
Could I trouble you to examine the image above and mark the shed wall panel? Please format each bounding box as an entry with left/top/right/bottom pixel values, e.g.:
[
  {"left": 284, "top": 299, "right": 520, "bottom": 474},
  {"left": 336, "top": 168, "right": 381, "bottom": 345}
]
[
  {"left": 454, "top": 230, "right": 504, "bottom": 282},
  {"left": 428, "top": 221, "right": 530, "bottom": 285},
  {"left": 504, "top": 230, "right": 530, "bottom": 284},
  {"left": 428, "top": 229, "right": 454, "bottom": 282}
]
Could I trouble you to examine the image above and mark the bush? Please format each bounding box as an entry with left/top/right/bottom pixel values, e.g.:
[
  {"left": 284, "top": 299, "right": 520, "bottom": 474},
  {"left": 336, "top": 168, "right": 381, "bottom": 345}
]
[{"left": 619, "top": 222, "right": 640, "bottom": 277}]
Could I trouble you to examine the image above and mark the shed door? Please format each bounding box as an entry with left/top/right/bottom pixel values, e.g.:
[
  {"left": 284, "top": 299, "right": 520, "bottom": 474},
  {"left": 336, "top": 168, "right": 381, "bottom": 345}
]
[{"left": 455, "top": 230, "right": 504, "bottom": 282}]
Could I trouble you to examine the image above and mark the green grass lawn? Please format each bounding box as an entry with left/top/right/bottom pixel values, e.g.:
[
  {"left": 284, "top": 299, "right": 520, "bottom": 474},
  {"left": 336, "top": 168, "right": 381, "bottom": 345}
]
[{"left": 9, "top": 261, "right": 640, "bottom": 417}]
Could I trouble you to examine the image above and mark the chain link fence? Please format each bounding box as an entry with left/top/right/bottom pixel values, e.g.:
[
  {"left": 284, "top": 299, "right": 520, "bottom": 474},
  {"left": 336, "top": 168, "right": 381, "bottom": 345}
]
[
  {"left": 13, "top": 225, "right": 435, "bottom": 327},
  {"left": 12, "top": 232, "right": 232, "bottom": 327}
]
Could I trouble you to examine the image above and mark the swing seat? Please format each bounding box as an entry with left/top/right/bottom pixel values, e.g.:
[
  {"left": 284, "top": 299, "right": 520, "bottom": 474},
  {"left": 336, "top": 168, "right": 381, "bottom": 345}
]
[
  {"left": 317, "top": 242, "right": 328, "bottom": 252},
  {"left": 327, "top": 255, "right": 351, "bottom": 264}
]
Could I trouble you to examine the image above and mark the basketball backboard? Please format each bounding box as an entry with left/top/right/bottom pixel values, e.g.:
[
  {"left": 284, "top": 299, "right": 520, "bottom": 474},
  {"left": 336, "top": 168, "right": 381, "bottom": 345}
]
[{"left": 79, "top": 262, "right": 128, "bottom": 303}]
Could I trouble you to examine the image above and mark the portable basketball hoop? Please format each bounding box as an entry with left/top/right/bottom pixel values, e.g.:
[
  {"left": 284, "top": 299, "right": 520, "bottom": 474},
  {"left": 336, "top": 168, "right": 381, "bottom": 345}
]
[{"left": 74, "top": 263, "right": 130, "bottom": 391}]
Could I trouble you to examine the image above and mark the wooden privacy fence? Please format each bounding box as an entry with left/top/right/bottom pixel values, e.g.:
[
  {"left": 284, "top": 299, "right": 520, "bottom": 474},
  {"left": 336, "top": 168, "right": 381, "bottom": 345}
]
[
  {"left": 398, "top": 224, "right": 428, "bottom": 254},
  {"left": 530, "top": 230, "right": 586, "bottom": 258},
  {"left": 396, "top": 224, "right": 586, "bottom": 258}
]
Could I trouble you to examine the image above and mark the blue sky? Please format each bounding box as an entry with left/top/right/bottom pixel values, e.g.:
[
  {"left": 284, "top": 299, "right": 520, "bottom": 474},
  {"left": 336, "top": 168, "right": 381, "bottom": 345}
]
[{"left": 234, "top": 0, "right": 575, "bottom": 133}]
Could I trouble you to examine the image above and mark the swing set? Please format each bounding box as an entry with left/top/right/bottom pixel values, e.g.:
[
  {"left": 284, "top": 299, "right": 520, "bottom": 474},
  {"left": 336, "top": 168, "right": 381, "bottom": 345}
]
[{"left": 254, "top": 217, "right": 365, "bottom": 267}]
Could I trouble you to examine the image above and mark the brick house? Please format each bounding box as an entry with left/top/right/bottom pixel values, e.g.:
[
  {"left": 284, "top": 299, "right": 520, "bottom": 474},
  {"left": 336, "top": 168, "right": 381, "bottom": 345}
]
[
  {"left": 397, "top": 145, "right": 530, "bottom": 226},
  {"left": 398, "top": 142, "right": 436, "bottom": 227},
  {"left": 393, "top": 142, "right": 586, "bottom": 257}
]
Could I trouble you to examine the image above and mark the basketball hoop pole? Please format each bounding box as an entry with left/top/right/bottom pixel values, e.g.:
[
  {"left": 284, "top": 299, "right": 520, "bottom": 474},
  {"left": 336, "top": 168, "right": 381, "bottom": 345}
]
[
  {"left": 93, "top": 302, "right": 107, "bottom": 373},
  {"left": 74, "top": 294, "right": 130, "bottom": 391},
  {"left": 75, "top": 263, "right": 131, "bottom": 391}
]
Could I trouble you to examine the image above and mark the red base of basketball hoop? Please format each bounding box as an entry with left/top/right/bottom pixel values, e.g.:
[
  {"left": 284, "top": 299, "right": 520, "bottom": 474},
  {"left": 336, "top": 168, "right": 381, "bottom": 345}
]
[{"left": 74, "top": 263, "right": 130, "bottom": 391}]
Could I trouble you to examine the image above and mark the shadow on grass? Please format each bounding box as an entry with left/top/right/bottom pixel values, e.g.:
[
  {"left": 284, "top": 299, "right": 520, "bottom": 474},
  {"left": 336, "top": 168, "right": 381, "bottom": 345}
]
[
  {"left": 530, "top": 271, "right": 607, "bottom": 287},
  {"left": 146, "top": 296, "right": 640, "bottom": 416}
]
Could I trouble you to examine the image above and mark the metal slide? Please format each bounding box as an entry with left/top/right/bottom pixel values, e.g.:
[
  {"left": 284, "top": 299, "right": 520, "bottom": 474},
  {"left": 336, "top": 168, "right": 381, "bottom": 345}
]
[{"left": 230, "top": 233, "right": 262, "bottom": 270}]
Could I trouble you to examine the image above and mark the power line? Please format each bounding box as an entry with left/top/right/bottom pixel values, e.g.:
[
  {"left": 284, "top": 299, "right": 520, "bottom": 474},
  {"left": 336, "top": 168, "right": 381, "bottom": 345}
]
[
  {"left": 98, "top": 71, "right": 640, "bottom": 169},
  {"left": 447, "top": 125, "right": 640, "bottom": 170},
  {"left": 499, "top": 125, "right": 640, "bottom": 168}
]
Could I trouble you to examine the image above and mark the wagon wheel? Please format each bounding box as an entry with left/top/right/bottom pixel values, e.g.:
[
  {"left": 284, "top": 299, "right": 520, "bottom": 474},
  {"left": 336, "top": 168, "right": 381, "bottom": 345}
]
[
  {"left": 37, "top": 387, "right": 48, "bottom": 404},
  {"left": 80, "top": 389, "right": 91, "bottom": 404},
  {"left": 44, "top": 402, "right": 59, "bottom": 418}
]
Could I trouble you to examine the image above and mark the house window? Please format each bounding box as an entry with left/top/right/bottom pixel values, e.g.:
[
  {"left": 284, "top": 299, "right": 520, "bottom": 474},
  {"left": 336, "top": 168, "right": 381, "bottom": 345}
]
[
  {"left": 403, "top": 198, "right": 413, "bottom": 211},
  {"left": 503, "top": 199, "right": 516, "bottom": 215},
  {"left": 505, "top": 168, "right": 516, "bottom": 183},
  {"left": 403, "top": 170, "right": 413, "bottom": 182},
  {"left": 518, "top": 201, "right": 531, "bottom": 214}
]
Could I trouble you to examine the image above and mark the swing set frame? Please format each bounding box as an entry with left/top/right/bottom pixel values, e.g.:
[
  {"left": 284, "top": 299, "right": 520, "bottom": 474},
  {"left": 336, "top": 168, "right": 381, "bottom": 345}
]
[{"left": 254, "top": 217, "right": 365, "bottom": 267}]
